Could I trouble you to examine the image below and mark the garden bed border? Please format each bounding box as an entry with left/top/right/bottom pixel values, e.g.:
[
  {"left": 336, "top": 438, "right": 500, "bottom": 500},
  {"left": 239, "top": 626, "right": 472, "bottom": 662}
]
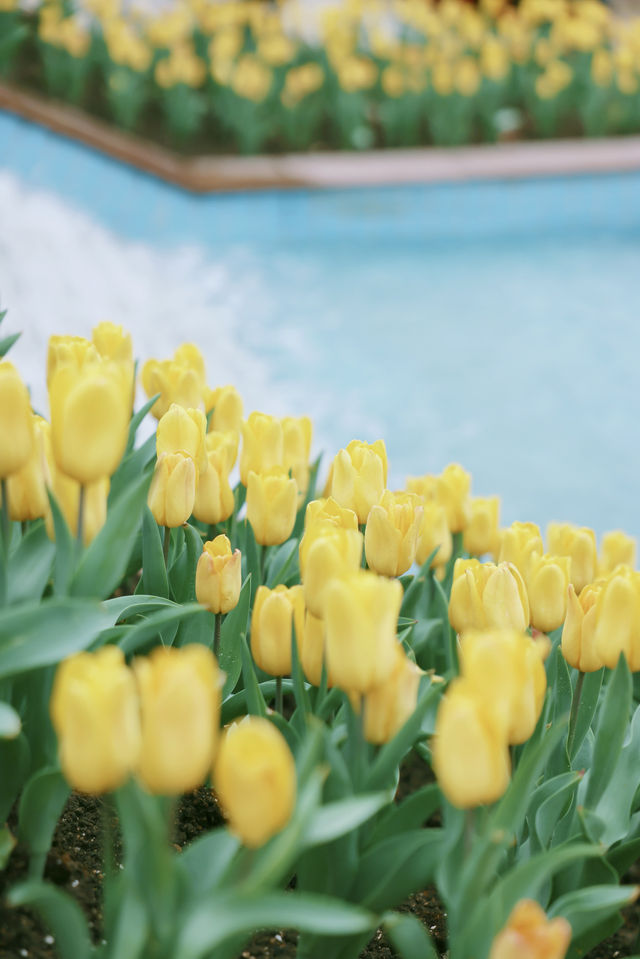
[{"left": 2, "top": 81, "right": 640, "bottom": 194}]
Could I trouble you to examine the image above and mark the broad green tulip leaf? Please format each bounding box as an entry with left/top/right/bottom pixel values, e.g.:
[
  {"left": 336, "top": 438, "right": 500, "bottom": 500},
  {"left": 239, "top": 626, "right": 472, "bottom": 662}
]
[
  {"left": 220, "top": 575, "right": 251, "bottom": 697},
  {"left": 116, "top": 602, "right": 205, "bottom": 655},
  {"left": 170, "top": 522, "right": 202, "bottom": 603},
  {"left": 607, "top": 830, "right": 640, "bottom": 876},
  {"left": 7, "top": 881, "right": 92, "bottom": 959},
  {"left": 432, "top": 574, "right": 458, "bottom": 675},
  {"left": 71, "top": 472, "right": 150, "bottom": 599},
  {"left": 0, "top": 331, "right": 20, "bottom": 357},
  {"left": 566, "top": 915, "right": 626, "bottom": 959},
  {"left": 353, "top": 829, "right": 443, "bottom": 910},
  {"left": 242, "top": 521, "right": 261, "bottom": 593},
  {"left": 550, "top": 645, "right": 573, "bottom": 723},
  {"left": 549, "top": 883, "right": 638, "bottom": 938},
  {"left": 0, "top": 598, "right": 114, "bottom": 679},
  {"left": 569, "top": 667, "right": 604, "bottom": 761},
  {"left": 400, "top": 549, "right": 438, "bottom": 618},
  {"left": 102, "top": 594, "right": 177, "bottom": 622},
  {"left": 47, "top": 489, "right": 75, "bottom": 597},
  {"left": 179, "top": 830, "right": 240, "bottom": 894},
  {"left": 126, "top": 394, "right": 159, "bottom": 454},
  {"left": 0, "top": 700, "right": 21, "bottom": 739},
  {"left": 584, "top": 655, "right": 632, "bottom": 808},
  {"left": 0, "top": 825, "right": 16, "bottom": 869},
  {"left": 18, "top": 767, "right": 70, "bottom": 877},
  {"left": 369, "top": 783, "right": 441, "bottom": 844},
  {"left": 532, "top": 772, "right": 581, "bottom": 850},
  {"left": 290, "top": 622, "right": 311, "bottom": 718},
  {"left": 239, "top": 632, "right": 267, "bottom": 718},
  {"left": 103, "top": 878, "right": 149, "bottom": 959},
  {"left": 6, "top": 522, "right": 55, "bottom": 605},
  {"left": 220, "top": 678, "right": 295, "bottom": 725},
  {"left": 176, "top": 892, "right": 376, "bottom": 959},
  {"left": 266, "top": 538, "right": 299, "bottom": 588},
  {"left": 141, "top": 506, "right": 169, "bottom": 599},
  {"left": 383, "top": 911, "right": 440, "bottom": 959},
  {"left": 364, "top": 680, "right": 441, "bottom": 790},
  {"left": 0, "top": 733, "right": 29, "bottom": 822},
  {"left": 305, "top": 791, "right": 393, "bottom": 847},
  {"left": 109, "top": 433, "right": 155, "bottom": 506}
]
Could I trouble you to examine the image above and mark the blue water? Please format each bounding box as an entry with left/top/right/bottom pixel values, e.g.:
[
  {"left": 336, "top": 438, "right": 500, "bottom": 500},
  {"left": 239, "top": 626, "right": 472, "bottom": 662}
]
[{"left": 2, "top": 110, "right": 640, "bottom": 539}]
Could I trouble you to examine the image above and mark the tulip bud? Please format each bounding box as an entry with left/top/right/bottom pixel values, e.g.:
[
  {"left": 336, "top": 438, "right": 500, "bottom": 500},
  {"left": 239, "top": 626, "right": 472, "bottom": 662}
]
[
  {"left": 246, "top": 468, "right": 298, "bottom": 546},
  {"left": 324, "top": 570, "right": 402, "bottom": 694},
  {"left": 304, "top": 496, "right": 359, "bottom": 534},
  {"left": 599, "top": 530, "right": 636, "bottom": 577},
  {"left": 459, "top": 629, "right": 546, "bottom": 744},
  {"left": 213, "top": 716, "right": 296, "bottom": 848},
  {"left": 196, "top": 535, "right": 242, "bottom": 614},
  {"left": 206, "top": 429, "right": 239, "bottom": 469},
  {"left": 365, "top": 490, "right": 423, "bottom": 578},
  {"left": 449, "top": 559, "right": 529, "bottom": 635},
  {"left": 415, "top": 501, "right": 452, "bottom": 568},
  {"left": 363, "top": 646, "right": 422, "bottom": 744},
  {"left": 547, "top": 523, "right": 597, "bottom": 593},
  {"left": 0, "top": 361, "right": 34, "bottom": 478},
  {"left": 240, "top": 412, "right": 284, "bottom": 486},
  {"left": 141, "top": 358, "right": 203, "bottom": 419},
  {"left": 432, "top": 677, "right": 510, "bottom": 809},
  {"left": 192, "top": 444, "right": 235, "bottom": 525},
  {"left": 300, "top": 610, "right": 333, "bottom": 687},
  {"left": 251, "top": 584, "right": 305, "bottom": 676},
  {"left": 407, "top": 463, "right": 472, "bottom": 533},
  {"left": 330, "top": 439, "right": 388, "bottom": 525},
  {"left": 173, "top": 342, "right": 207, "bottom": 389},
  {"left": 527, "top": 553, "right": 571, "bottom": 633},
  {"left": 47, "top": 335, "right": 99, "bottom": 388},
  {"left": 148, "top": 451, "right": 196, "bottom": 528},
  {"left": 50, "top": 646, "right": 141, "bottom": 794},
  {"left": 282, "top": 415, "right": 313, "bottom": 499},
  {"left": 134, "top": 645, "right": 221, "bottom": 795},
  {"left": 92, "top": 321, "right": 134, "bottom": 367},
  {"left": 7, "top": 416, "right": 51, "bottom": 521},
  {"left": 562, "top": 581, "right": 606, "bottom": 672},
  {"left": 49, "top": 362, "right": 130, "bottom": 484},
  {"left": 205, "top": 384, "right": 244, "bottom": 433},
  {"left": 498, "top": 522, "right": 544, "bottom": 583},
  {"left": 463, "top": 496, "right": 501, "bottom": 556},
  {"left": 46, "top": 469, "right": 110, "bottom": 546},
  {"left": 488, "top": 899, "right": 571, "bottom": 959},
  {"left": 300, "top": 525, "right": 363, "bottom": 617},
  {"left": 156, "top": 404, "right": 208, "bottom": 476},
  {"left": 593, "top": 566, "right": 640, "bottom": 671}
]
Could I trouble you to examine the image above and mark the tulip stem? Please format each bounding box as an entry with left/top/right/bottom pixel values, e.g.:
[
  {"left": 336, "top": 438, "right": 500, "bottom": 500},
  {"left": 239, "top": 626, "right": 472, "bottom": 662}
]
[
  {"left": 275, "top": 675, "right": 283, "bottom": 715},
  {"left": 567, "top": 669, "right": 585, "bottom": 761},
  {"left": 1, "top": 479, "right": 9, "bottom": 554},
  {"left": 76, "top": 484, "right": 86, "bottom": 550},
  {"left": 214, "top": 612, "right": 222, "bottom": 659},
  {"left": 163, "top": 526, "right": 171, "bottom": 566}
]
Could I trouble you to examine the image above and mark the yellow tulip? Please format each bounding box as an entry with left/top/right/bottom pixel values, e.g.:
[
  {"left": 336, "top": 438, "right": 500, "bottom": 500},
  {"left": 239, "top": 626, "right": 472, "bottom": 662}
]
[
  {"left": 141, "top": 358, "right": 203, "bottom": 419},
  {"left": 49, "top": 362, "right": 130, "bottom": 484},
  {"left": 300, "top": 525, "right": 363, "bottom": 617},
  {"left": 91, "top": 321, "right": 133, "bottom": 367},
  {"left": 246, "top": 468, "right": 298, "bottom": 546},
  {"left": 300, "top": 610, "right": 333, "bottom": 687},
  {"left": 593, "top": 566, "right": 640, "bottom": 671},
  {"left": 240, "top": 412, "right": 284, "bottom": 486},
  {"left": 330, "top": 439, "right": 388, "bottom": 525},
  {"left": 463, "top": 496, "right": 501, "bottom": 557},
  {"left": 156, "top": 404, "right": 208, "bottom": 476},
  {"left": 527, "top": 553, "right": 571, "bottom": 633},
  {"left": 547, "top": 523, "right": 597, "bottom": 593},
  {"left": 147, "top": 452, "right": 196, "bottom": 528},
  {"left": 562, "top": 581, "right": 607, "bottom": 672},
  {"left": 250, "top": 584, "right": 305, "bottom": 676},
  {"left": 415, "top": 501, "right": 452, "bottom": 568},
  {"left": 599, "top": 530, "right": 636, "bottom": 577},
  {"left": 173, "top": 342, "right": 207, "bottom": 389},
  {"left": 460, "top": 629, "right": 547, "bottom": 744},
  {"left": 432, "top": 677, "right": 510, "bottom": 809},
  {"left": 364, "top": 490, "right": 423, "bottom": 577},
  {"left": 46, "top": 334, "right": 99, "bottom": 388},
  {"left": 46, "top": 468, "right": 110, "bottom": 546},
  {"left": 363, "top": 646, "right": 422, "bottom": 744},
  {"left": 205, "top": 384, "right": 244, "bottom": 433},
  {"left": 192, "top": 445, "right": 235, "bottom": 526},
  {"left": 407, "top": 463, "right": 471, "bottom": 532},
  {"left": 498, "top": 521, "right": 544, "bottom": 582},
  {"left": 213, "top": 716, "right": 296, "bottom": 848},
  {"left": 324, "top": 570, "right": 402, "bottom": 694},
  {"left": 449, "top": 559, "right": 530, "bottom": 635},
  {"left": 303, "top": 496, "right": 359, "bottom": 535},
  {"left": 6, "top": 416, "right": 51, "bottom": 521},
  {"left": 195, "top": 535, "right": 242, "bottom": 614},
  {"left": 282, "top": 415, "right": 313, "bottom": 499},
  {"left": 50, "top": 646, "right": 141, "bottom": 794},
  {"left": 134, "top": 645, "right": 221, "bottom": 795},
  {"left": 205, "top": 429, "right": 239, "bottom": 469},
  {"left": 0, "top": 361, "right": 34, "bottom": 478},
  {"left": 489, "top": 899, "right": 571, "bottom": 959}
]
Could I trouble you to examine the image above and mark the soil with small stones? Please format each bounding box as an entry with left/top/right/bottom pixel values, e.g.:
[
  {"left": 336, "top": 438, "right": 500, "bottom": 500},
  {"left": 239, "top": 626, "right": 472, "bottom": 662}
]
[{"left": 1, "top": 756, "right": 639, "bottom": 959}]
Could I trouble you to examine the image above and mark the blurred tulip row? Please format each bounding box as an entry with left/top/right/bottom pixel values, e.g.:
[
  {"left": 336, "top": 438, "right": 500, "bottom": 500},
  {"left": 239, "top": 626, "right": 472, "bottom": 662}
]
[
  {"left": 2, "top": 0, "right": 640, "bottom": 151},
  {"left": 1, "top": 309, "right": 640, "bottom": 959}
]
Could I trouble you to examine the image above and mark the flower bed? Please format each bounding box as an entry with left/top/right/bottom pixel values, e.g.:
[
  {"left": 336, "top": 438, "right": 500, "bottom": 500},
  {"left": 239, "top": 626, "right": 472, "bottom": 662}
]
[
  {"left": 2, "top": 314, "right": 640, "bottom": 959},
  {"left": 1, "top": 0, "right": 640, "bottom": 160}
]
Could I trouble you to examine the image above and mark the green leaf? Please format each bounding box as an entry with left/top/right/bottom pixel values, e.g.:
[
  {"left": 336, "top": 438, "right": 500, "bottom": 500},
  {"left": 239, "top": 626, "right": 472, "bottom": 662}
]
[
  {"left": 305, "top": 792, "right": 393, "bottom": 847},
  {"left": 109, "top": 433, "right": 155, "bottom": 506},
  {"left": 116, "top": 603, "right": 205, "bottom": 655},
  {"left": 365, "top": 681, "right": 441, "bottom": 790},
  {"left": 549, "top": 884, "right": 639, "bottom": 941},
  {"left": 102, "top": 594, "right": 177, "bottom": 621},
  {"left": 170, "top": 522, "right": 202, "bottom": 603},
  {"left": 220, "top": 576, "right": 251, "bottom": 697},
  {"left": 18, "top": 767, "right": 70, "bottom": 877},
  {"left": 0, "top": 700, "right": 21, "bottom": 738},
  {"left": 179, "top": 829, "right": 240, "bottom": 894},
  {"left": 71, "top": 472, "right": 150, "bottom": 598},
  {"left": 400, "top": 549, "right": 438, "bottom": 617},
  {"left": 0, "top": 598, "right": 114, "bottom": 679},
  {"left": 126, "top": 395, "right": 159, "bottom": 454},
  {"left": 369, "top": 783, "right": 441, "bottom": 844},
  {"left": 47, "top": 489, "right": 75, "bottom": 597},
  {"left": 533, "top": 773, "right": 581, "bottom": 849},
  {"left": 0, "top": 331, "right": 20, "bottom": 357},
  {"left": 176, "top": 892, "right": 376, "bottom": 959},
  {"left": 0, "top": 733, "right": 30, "bottom": 822},
  {"left": 584, "top": 655, "right": 632, "bottom": 808},
  {"left": 239, "top": 632, "right": 267, "bottom": 717},
  {"left": 104, "top": 878, "right": 149, "bottom": 959},
  {"left": 569, "top": 667, "right": 604, "bottom": 761},
  {"left": 266, "top": 538, "right": 299, "bottom": 588},
  {"left": 7, "top": 881, "right": 92, "bottom": 959},
  {"left": 0, "top": 824, "right": 16, "bottom": 870},
  {"left": 353, "top": 829, "right": 443, "bottom": 910},
  {"left": 141, "top": 507, "right": 169, "bottom": 599},
  {"left": 6, "top": 522, "right": 55, "bottom": 605},
  {"left": 383, "top": 911, "right": 439, "bottom": 959}
]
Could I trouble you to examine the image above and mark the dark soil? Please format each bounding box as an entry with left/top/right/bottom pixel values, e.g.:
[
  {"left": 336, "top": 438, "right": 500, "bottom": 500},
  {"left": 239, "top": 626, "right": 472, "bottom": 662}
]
[{"left": 1, "top": 756, "right": 639, "bottom": 959}]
